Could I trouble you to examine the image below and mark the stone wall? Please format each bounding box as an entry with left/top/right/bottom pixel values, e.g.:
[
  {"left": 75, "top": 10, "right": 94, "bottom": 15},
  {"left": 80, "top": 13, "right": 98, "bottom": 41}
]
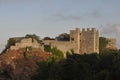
[
  {"left": 106, "top": 38, "right": 117, "bottom": 50},
  {"left": 43, "top": 40, "right": 73, "bottom": 56},
  {"left": 43, "top": 28, "right": 100, "bottom": 57},
  {"left": 10, "top": 38, "right": 40, "bottom": 50}
]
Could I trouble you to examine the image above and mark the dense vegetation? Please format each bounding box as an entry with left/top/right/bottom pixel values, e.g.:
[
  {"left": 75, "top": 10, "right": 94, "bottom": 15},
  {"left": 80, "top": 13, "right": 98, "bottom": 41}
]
[
  {"left": 31, "top": 36, "right": 119, "bottom": 80},
  {"left": 44, "top": 45, "right": 64, "bottom": 58},
  {"left": 56, "top": 33, "right": 70, "bottom": 41},
  {"left": 99, "top": 37, "right": 108, "bottom": 53},
  {"left": 31, "top": 49, "right": 120, "bottom": 80},
  {"left": 25, "top": 34, "right": 41, "bottom": 43},
  {"left": 43, "top": 37, "right": 55, "bottom": 40}
]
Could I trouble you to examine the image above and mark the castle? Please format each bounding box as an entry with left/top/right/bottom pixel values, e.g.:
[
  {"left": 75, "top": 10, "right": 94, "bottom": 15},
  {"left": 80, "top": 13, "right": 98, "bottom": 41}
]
[
  {"left": 7, "top": 28, "right": 116, "bottom": 57},
  {"left": 43, "top": 28, "right": 99, "bottom": 56}
]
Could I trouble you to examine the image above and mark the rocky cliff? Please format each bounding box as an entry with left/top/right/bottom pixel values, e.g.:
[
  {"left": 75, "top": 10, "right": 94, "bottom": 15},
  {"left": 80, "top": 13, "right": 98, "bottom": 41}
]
[{"left": 0, "top": 48, "right": 51, "bottom": 80}]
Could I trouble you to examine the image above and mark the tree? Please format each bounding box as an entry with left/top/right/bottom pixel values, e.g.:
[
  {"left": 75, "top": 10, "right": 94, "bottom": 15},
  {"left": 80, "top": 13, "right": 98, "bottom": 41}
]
[
  {"left": 44, "top": 45, "right": 51, "bottom": 52},
  {"left": 6, "top": 38, "right": 16, "bottom": 49},
  {"left": 56, "top": 33, "right": 70, "bottom": 41},
  {"left": 51, "top": 46, "right": 64, "bottom": 58},
  {"left": 43, "top": 37, "right": 55, "bottom": 40},
  {"left": 99, "top": 37, "right": 108, "bottom": 53},
  {"left": 25, "top": 34, "right": 40, "bottom": 43},
  {"left": 32, "top": 52, "right": 120, "bottom": 80}
]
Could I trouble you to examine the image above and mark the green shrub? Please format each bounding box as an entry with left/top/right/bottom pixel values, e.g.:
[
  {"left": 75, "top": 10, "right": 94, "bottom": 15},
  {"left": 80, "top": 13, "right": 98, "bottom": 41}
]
[
  {"left": 99, "top": 37, "right": 108, "bottom": 53},
  {"left": 51, "top": 46, "right": 64, "bottom": 58},
  {"left": 44, "top": 45, "right": 51, "bottom": 52}
]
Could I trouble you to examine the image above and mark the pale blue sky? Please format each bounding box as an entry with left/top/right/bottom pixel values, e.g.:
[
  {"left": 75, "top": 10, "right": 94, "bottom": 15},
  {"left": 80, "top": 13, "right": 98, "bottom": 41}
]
[{"left": 0, "top": 0, "right": 120, "bottom": 51}]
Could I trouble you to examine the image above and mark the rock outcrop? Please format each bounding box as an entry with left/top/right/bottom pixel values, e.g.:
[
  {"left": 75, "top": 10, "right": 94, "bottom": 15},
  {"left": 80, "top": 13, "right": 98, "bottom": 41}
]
[{"left": 0, "top": 48, "right": 51, "bottom": 80}]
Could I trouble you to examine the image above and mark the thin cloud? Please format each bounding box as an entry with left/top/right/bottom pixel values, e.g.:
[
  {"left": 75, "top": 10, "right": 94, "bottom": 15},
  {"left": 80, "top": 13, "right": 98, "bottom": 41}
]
[
  {"left": 100, "top": 24, "right": 120, "bottom": 35},
  {"left": 83, "top": 10, "right": 102, "bottom": 18},
  {"left": 52, "top": 10, "right": 102, "bottom": 22},
  {"left": 53, "top": 13, "right": 81, "bottom": 21},
  {"left": 90, "top": 10, "right": 102, "bottom": 17}
]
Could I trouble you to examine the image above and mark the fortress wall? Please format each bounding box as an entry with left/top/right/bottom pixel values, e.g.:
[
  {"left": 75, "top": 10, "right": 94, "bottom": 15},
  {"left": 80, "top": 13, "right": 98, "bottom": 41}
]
[
  {"left": 10, "top": 38, "right": 40, "bottom": 50},
  {"left": 106, "top": 38, "right": 117, "bottom": 50},
  {"left": 32, "top": 43, "right": 40, "bottom": 48},
  {"left": 44, "top": 40, "right": 75, "bottom": 56},
  {"left": 10, "top": 46, "right": 19, "bottom": 50},
  {"left": 18, "top": 43, "right": 32, "bottom": 48},
  {"left": 21, "top": 38, "right": 32, "bottom": 43}
]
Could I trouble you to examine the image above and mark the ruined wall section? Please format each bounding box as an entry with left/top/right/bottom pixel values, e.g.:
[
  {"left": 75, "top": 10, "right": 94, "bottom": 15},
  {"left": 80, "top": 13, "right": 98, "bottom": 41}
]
[
  {"left": 10, "top": 38, "right": 40, "bottom": 50},
  {"left": 106, "top": 38, "right": 117, "bottom": 50}
]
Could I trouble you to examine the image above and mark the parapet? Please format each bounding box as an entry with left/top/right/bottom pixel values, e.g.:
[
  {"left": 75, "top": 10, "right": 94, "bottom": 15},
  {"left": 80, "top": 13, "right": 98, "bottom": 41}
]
[
  {"left": 82, "top": 28, "right": 85, "bottom": 31},
  {"left": 87, "top": 28, "right": 90, "bottom": 31},
  {"left": 70, "top": 28, "right": 80, "bottom": 34},
  {"left": 91, "top": 28, "right": 96, "bottom": 31},
  {"left": 82, "top": 28, "right": 97, "bottom": 32},
  {"left": 70, "top": 30, "right": 75, "bottom": 34},
  {"left": 75, "top": 28, "right": 80, "bottom": 31}
]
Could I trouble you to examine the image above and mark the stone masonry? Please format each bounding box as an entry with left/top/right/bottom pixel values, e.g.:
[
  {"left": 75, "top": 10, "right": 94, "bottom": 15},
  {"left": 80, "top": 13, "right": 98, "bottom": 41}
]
[
  {"left": 44, "top": 28, "right": 99, "bottom": 56},
  {"left": 106, "top": 38, "right": 117, "bottom": 50},
  {"left": 10, "top": 38, "right": 40, "bottom": 50}
]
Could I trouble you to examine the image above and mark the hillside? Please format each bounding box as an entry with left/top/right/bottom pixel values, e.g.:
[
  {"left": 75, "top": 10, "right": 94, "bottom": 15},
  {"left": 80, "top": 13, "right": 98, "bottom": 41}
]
[{"left": 0, "top": 48, "right": 51, "bottom": 80}]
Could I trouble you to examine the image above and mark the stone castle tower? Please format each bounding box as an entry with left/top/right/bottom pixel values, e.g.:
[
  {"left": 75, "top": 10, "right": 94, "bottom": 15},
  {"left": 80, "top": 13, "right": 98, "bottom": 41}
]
[
  {"left": 70, "top": 28, "right": 99, "bottom": 54},
  {"left": 44, "top": 28, "right": 99, "bottom": 56}
]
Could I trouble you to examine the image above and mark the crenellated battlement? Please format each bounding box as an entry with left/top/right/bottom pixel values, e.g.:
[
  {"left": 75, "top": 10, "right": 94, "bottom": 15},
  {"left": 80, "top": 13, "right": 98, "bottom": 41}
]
[
  {"left": 70, "top": 28, "right": 95, "bottom": 32},
  {"left": 81, "top": 28, "right": 96, "bottom": 32},
  {"left": 75, "top": 28, "right": 80, "bottom": 31}
]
